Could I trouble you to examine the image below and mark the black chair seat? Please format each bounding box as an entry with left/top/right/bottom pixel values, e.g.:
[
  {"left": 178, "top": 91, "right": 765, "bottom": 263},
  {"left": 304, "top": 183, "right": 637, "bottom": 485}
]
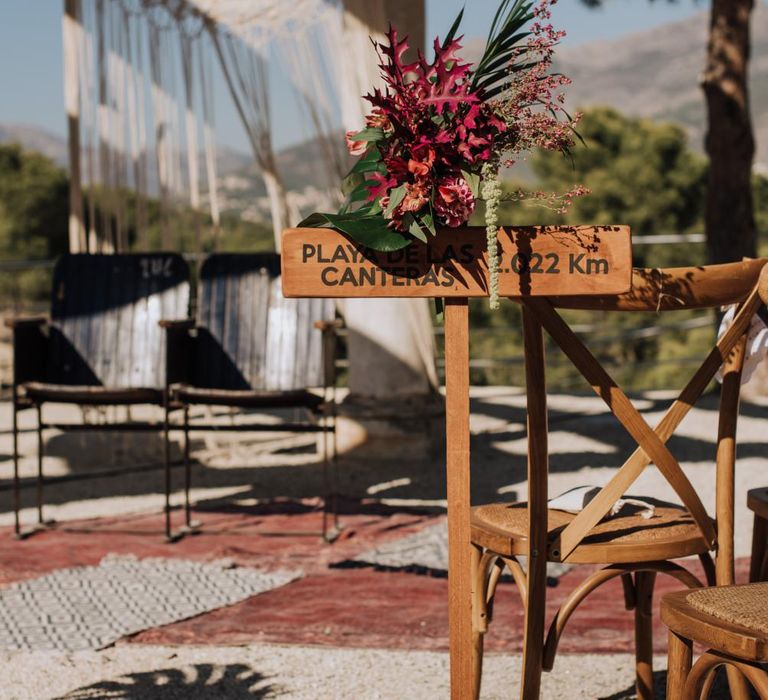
[
  {"left": 22, "top": 381, "right": 163, "bottom": 406},
  {"left": 171, "top": 384, "right": 324, "bottom": 410}
]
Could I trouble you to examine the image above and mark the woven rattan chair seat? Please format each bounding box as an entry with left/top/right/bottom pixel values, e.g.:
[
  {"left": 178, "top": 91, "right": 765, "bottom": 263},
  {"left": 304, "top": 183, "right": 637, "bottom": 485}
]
[
  {"left": 471, "top": 499, "right": 710, "bottom": 564},
  {"left": 686, "top": 583, "right": 768, "bottom": 636}
]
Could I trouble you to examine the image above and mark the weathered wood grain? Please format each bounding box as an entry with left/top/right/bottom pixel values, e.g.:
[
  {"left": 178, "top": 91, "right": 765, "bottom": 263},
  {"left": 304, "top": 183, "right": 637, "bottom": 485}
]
[
  {"left": 196, "top": 254, "right": 334, "bottom": 391},
  {"left": 49, "top": 253, "right": 190, "bottom": 389},
  {"left": 281, "top": 225, "right": 632, "bottom": 298},
  {"left": 444, "top": 298, "right": 473, "bottom": 700}
]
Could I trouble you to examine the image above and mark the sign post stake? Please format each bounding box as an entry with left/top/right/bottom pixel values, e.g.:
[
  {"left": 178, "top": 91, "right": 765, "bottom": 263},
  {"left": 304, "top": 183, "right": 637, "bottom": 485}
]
[{"left": 444, "top": 297, "right": 473, "bottom": 698}]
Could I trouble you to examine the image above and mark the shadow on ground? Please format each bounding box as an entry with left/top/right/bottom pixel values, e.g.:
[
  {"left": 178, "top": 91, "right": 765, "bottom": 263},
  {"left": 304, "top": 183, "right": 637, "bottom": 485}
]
[
  {"left": 2, "top": 391, "right": 767, "bottom": 522},
  {"left": 55, "top": 663, "right": 277, "bottom": 699},
  {"left": 598, "top": 668, "right": 754, "bottom": 700}
]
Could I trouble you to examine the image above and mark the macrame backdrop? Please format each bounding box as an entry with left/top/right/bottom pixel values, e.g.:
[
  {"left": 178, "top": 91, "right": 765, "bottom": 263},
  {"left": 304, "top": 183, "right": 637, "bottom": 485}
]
[
  {"left": 63, "top": 0, "right": 437, "bottom": 401},
  {"left": 62, "top": 0, "right": 254, "bottom": 252}
]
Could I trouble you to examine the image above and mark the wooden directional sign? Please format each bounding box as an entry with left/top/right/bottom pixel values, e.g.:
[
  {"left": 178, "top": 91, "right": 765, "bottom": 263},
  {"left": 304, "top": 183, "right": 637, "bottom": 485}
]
[{"left": 281, "top": 225, "right": 632, "bottom": 298}]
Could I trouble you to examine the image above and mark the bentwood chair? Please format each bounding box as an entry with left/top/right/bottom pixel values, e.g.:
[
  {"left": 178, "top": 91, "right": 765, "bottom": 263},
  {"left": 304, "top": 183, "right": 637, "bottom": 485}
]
[
  {"left": 748, "top": 487, "right": 768, "bottom": 582},
  {"left": 469, "top": 260, "right": 768, "bottom": 699},
  {"left": 662, "top": 583, "right": 768, "bottom": 699},
  {"left": 161, "top": 253, "right": 338, "bottom": 542},
  {"left": 5, "top": 253, "right": 190, "bottom": 538}
]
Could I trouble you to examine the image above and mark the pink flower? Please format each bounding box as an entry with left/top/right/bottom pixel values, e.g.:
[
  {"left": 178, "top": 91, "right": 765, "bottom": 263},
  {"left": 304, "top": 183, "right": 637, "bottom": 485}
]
[
  {"left": 345, "top": 131, "right": 367, "bottom": 156},
  {"left": 434, "top": 176, "right": 475, "bottom": 228},
  {"left": 366, "top": 171, "right": 397, "bottom": 201}
]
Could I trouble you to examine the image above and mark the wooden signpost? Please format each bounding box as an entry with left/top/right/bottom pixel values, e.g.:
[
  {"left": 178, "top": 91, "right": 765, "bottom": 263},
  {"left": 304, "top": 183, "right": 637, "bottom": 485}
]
[{"left": 281, "top": 224, "right": 633, "bottom": 698}]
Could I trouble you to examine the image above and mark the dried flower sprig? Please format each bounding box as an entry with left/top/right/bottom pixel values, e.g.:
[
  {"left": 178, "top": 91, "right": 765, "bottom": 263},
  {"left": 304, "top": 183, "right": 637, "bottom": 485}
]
[
  {"left": 481, "top": 163, "right": 502, "bottom": 310},
  {"left": 504, "top": 185, "right": 592, "bottom": 214}
]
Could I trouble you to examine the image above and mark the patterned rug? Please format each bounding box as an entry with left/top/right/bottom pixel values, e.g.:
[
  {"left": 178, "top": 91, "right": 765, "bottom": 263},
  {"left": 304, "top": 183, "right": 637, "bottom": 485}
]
[
  {"left": 0, "top": 555, "right": 300, "bottom": 652},
  {"left": 343, "top": 521, "right": 571, "bottom": 583}
]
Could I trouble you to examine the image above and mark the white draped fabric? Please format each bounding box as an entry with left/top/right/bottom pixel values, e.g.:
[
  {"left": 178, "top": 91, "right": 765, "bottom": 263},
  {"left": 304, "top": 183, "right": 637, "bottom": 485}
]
[
  {"left": 65, "top": 0, "right": 222, "bottom": 251},
  {"left": 63, "top": 0, "right": 437, "bottom": 403},
  {"left": 338, "top": 0, "right": 439, "bottom": 397}
]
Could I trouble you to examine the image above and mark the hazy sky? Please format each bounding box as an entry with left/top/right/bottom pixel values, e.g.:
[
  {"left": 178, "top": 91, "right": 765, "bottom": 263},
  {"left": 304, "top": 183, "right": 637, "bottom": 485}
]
[{"left": 0, "top": 0, "right": 735, "bottom": 154}]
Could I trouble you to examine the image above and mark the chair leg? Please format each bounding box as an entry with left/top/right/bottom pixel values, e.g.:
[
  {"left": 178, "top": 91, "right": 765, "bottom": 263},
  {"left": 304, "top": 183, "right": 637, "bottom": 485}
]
[
  {"left": 183, "top": 406, "right": 192, "bottom": 529},
  {"left": 321, "top": 411, "right": 329, "bottom": 541},
  {"left": 12, "top": 399, "right": 20, "bottom": 538},
  {"left": 725, "top": 665, "right": 751, "bottom": 700},
  {"left": 163, "top": 403, "right": 173, "bottom": 541},
  {"left": 35, "top": 404, "right": 44, "bottom": 526},
  {"left": 330, "top": 410, "right": 340, "bottom": 533},
  {"left": 697, "top": 669, "right": 718, "bottom": 700},
  {"left": 698, "top": 552, "right": 717, "bottom": 587},
  {"left": 319, "top": 407, "right": 340, "bottom": 543},
  {"left": 749, "top": 513, "right": 768, "bottom": 582},
  {"left": 634, "top": 571, "right": 657, "bottom": 700},
  {"left": 621, "top": 572, "right": 636, "bottom": 610},
  {"left": 520, "top": 552, "right": 547, "bottom": 699},
  {"left": 666, "top": 630, "right": 692, "bottom": 700},
  {"left": 470, "top": 544, "right": 487, "bottom": 700}
]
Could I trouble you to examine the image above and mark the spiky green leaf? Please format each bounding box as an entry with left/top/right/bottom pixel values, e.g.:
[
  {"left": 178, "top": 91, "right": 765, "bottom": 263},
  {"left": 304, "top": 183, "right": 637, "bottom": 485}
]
[
  {"left": 298, "top": 212, "right": 411, "bottom": 252},
  {"left": 383, "top": 184, "right": 407, "bottom": 218},
  {"left": 350, "top": 127, "right": 385, "bottom": 142}
]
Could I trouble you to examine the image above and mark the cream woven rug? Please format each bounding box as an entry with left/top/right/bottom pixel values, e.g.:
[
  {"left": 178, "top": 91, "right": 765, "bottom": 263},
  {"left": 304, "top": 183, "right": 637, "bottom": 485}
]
[{"left": 0, "top": 555, "right": 301, "bottom": 652}]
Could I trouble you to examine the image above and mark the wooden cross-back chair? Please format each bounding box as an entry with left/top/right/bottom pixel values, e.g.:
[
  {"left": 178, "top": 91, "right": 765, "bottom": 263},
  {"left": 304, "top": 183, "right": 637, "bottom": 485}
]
[
  {"left": 5, "top": 253, "right": 190, "bottom": 538},
  {"left": 463, "top": 259, "right": 768, "bottom": 700},
  {"left": 162, "top": 253, "right": 339, "bottom": 542},
  {"left": 662, "top": 582, "right": 768, "bottom": 699}
]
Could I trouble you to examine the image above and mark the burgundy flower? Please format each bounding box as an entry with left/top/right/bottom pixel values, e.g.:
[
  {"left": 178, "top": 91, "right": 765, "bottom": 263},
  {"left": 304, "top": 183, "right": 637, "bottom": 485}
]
[
  {"left": 408, "top": 145, "right": 436, "bottom": 176},
  {"left": 365, "top": 109, "right": 391, "bottom": 131}
]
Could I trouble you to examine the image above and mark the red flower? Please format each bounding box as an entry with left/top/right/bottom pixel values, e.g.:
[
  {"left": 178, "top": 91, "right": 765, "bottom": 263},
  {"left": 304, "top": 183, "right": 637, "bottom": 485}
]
[
  {"left": 407, "top": 145, "right": 436, "bottom": 176},
  {"left": 401, "top": 181, "right": 429, "bottom": 212},
  {"left": 365, "top": 109, "right": 391, "bottom": 131},
  {"left": 366, "top": 171, "right": 397, "bottom": 202}
]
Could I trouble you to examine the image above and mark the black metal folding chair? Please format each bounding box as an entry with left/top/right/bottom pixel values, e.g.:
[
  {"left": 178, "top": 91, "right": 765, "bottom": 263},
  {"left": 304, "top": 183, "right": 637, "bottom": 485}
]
[
  {"left": 162, "top": 253, "right": 339, "bottom": 542},
  {"left": 5, "top": 253, "right": 190, "bottom": 538}
]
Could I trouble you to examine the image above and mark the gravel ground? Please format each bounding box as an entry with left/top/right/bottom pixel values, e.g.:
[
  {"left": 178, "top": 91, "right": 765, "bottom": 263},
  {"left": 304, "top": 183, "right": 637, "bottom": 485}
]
[
  {"left": 0, "top": 390, "right": 765, "bottom": 698},
  {"left": 0, "top": 645, "right": 664, "bottom": 699}
]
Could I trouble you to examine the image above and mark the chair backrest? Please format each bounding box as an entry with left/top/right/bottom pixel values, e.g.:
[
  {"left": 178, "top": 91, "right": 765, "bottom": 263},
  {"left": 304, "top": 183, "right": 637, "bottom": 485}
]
[
  {"left": 49, "top": 253, "right": 190, "bottom": 388},
  {"left": 195, "top": 253, "right": 334, "bottom": 391},
  {"left": 522, "top": 259, "right": 768, "bottom": 584}
]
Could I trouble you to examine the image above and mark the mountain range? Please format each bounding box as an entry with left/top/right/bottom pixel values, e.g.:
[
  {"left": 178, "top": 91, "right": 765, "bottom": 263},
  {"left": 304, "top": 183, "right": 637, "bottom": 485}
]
[{"left": 556, "top": 4, "right": 768, "bottom": 168}]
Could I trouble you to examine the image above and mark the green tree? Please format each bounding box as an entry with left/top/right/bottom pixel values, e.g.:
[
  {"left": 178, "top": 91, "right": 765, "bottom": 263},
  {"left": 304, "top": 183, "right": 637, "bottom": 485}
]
[
  {"left": 0, "top": 143, "right": 68, "bottom": 260},
  {"left": 0, "top": 144, "right": 69, "bottom": 304}
]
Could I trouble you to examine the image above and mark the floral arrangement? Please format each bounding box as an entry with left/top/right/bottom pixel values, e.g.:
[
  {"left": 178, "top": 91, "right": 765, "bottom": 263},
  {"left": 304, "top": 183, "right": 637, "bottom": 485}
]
[{"left": 303, "top": 0, "right": 585, "bottom": 308}]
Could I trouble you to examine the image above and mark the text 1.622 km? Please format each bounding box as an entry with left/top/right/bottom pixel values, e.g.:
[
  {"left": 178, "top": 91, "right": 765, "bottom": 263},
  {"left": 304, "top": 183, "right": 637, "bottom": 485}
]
[{"left": 505, "top": 253, "right": 609, "bottom": 275}]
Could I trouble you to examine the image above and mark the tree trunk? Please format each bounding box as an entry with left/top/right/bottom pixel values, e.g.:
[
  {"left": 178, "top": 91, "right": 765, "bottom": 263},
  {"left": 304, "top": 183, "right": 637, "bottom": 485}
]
[{"left": 703, "top": 0, "right": 756, "bottom": 264}]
